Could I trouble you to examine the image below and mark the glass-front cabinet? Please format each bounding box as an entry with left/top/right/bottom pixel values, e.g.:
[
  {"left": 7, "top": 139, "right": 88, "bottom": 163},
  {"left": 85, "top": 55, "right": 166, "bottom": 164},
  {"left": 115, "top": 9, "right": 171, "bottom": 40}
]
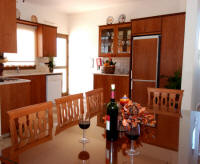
[
  {"left": 99, "top": 25, "right": 116, "bottom": 57},
  {"left": 117, "top": 24, "right": 131, "bottom": 56},
  {"left": 99, "top": 23, "right": 131, "bottom": 57}
]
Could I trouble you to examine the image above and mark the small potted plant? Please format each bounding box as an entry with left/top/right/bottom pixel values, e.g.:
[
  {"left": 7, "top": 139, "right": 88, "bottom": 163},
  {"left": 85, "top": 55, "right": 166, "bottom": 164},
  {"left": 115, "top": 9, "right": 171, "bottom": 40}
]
[
  {"left": 160, "top": 69, "right": 182, "bottom": 89},
  {"left": 45, "top": 57, "right": 55, "bottom": 73}
]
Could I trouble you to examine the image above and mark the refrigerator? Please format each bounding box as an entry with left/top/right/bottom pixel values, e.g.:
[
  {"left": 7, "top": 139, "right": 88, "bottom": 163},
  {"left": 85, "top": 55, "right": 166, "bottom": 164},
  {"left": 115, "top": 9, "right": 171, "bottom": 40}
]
[{"left": 130, "top": 35, "right": 161, "bottom": 106}]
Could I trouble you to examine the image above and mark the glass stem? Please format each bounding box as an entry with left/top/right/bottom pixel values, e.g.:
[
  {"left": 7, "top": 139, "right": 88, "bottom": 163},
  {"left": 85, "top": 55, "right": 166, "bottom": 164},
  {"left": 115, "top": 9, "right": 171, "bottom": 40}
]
[
  {"left": 83, "top": 129, "right": 85, "bottom": 139},
  {"left": 130, "top": 140, "right": 134, "bottom": 152}
]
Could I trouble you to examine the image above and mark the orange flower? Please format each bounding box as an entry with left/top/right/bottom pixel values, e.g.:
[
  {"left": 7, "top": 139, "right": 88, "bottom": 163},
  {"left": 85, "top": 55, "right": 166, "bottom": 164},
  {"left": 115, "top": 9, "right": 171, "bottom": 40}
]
[{"left": 122, "top": 119, "right": 128, "bottom": 127}]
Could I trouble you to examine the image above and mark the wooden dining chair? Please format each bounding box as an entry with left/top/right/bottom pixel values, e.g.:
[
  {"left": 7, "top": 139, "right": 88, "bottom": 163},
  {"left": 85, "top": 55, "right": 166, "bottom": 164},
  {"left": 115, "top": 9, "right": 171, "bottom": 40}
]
[
  {"left": 7, "top": 101, "right": 53, "bottom": 154},
  {"left": 0, "top": 155, "right": 18, "bottom": 164},
  {"left": 85, "top": 88, "right": 104, "bottom": 118},
  {"left": 55, "top": 93, "right": 84, "bottom": 135},
  {"left": 147, "top": 88, "right": 184, "bottom": 117}
]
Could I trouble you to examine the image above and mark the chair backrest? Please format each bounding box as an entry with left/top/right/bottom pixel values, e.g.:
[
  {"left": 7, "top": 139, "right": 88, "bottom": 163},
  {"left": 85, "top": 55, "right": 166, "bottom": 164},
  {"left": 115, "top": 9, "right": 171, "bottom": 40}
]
[
  {"left": 147, "top": 88, "right": 184, "bottom": 115},
  {"left": 85, "top": 88, "right": 104, "bottom": 118},
  {"left": 7, "top": 101, "right": 53, "bottom": 154},
  {"left": 55, "top": 93, "right": 84, "bottom": 135}
]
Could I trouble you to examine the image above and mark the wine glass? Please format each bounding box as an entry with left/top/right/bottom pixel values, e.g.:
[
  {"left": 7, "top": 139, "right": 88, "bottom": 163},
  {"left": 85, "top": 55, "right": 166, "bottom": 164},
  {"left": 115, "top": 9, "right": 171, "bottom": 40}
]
[
  {"left": 79, "top": 113, "right": 90, "bottom": 143},
  {"left": 125, "top": 124, "right": 140, "bottom": 156}
]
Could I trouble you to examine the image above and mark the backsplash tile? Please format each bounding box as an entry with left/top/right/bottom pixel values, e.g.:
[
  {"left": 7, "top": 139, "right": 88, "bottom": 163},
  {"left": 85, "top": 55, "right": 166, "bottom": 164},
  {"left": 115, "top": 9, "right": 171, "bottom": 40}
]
[
  {"left": 101, "top": 57, "right": 130, "bottom": 74},
  {"left": 3, "top": 57, "right": 50, "bottom": 76}
]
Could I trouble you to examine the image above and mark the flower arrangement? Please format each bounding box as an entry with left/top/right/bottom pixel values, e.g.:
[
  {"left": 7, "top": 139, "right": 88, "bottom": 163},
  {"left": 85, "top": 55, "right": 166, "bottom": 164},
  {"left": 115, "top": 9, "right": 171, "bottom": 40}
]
[
  {"left": 103, "top": 57, "right": 116, "bottom": 67},
  {"left": 119, "top": 100, "right": 156, "bottom": 129}
]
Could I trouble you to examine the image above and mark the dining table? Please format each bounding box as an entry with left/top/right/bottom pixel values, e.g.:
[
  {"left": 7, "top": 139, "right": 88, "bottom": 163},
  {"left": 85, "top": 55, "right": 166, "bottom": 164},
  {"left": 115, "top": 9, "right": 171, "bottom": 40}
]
[{"left": 0, "top": 109, "right": 199, "bottom": 164}]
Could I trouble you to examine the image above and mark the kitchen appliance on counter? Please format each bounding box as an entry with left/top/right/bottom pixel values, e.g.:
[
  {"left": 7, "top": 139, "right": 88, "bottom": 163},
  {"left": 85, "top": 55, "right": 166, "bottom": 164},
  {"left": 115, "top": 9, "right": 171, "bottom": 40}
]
[
  {"left": 46, "top": 74, "right": 62, "bottom": 103},
  {"left": 130, "top": 35, "right": 161, "bottom": 105}
]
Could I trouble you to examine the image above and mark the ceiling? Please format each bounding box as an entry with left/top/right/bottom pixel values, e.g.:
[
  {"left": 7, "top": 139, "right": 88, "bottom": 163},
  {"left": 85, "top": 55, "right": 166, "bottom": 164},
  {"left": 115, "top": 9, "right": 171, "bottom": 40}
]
[{"left": 26, "top": 0, "right": 135, "bottom": 14}]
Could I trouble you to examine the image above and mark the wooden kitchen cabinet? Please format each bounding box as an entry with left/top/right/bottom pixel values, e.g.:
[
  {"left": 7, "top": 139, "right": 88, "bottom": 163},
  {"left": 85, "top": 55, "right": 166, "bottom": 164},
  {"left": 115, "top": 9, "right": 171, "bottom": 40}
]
[
  {"left": 12, "top": 75, "right": 46, "bottom": 104},
  {"left": 0, "top": 0, "right": 17, "bottom": 53},
  {"left": 159, "top": 13, "right": 185, "bottom": 87},
  {"left": 0, "top": 82, "right": 31, "bottom": 134},
  {"left": 94, "top": 74, "right": 129, "bottom": 103},
  {"left": 99, "top": 25, "right": 116, "bottom": 57},
  {"left": 99, "top": 23, "right": 131, "bottom": 57},
  {"left": 37, "top": 24, "right": 57, "bottom": 57},
  {"left": 132, "top": 17, "right": 161, "bottom": 35}
]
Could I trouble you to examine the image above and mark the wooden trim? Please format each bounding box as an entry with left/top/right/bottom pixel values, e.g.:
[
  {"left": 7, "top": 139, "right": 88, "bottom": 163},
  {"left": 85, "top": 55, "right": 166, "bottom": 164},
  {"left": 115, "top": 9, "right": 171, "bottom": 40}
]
[
  {"left": 57, "top": 33, "right": 67, "bottom": 38},
  {"left": 16, "top": 18, "right": 57, "bottom": 28},
  {"left": 131, "top": 12, "right": 186, "bottom": 21},
  {"left": 115, "top": 54, "right": 130, "bottom": 57},
  {"left": 4, "top": 65, "right": 36, "bottom": 70},
  {"left": 117, "top": 22, "right": 131, "bottom": 28},
  {"left": 66, "top": 35, "right": 69, "bottom": 95},
  {"left": 16, "top": 19, "right": 38, "bottom": 26},
  {"left": 132, "top": 32, "right": 161, "bottom": 36},
  {"left": 99, "top": 22, "right": 131, "bottom": 27}
]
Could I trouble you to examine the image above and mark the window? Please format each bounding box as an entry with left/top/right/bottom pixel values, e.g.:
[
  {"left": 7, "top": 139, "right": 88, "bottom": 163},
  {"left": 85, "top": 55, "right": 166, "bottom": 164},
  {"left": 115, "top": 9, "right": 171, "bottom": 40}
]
[
  {"left": 4, "top": 24, "right": 36, "bottom": 67},
  {"left": 54, "top": 34, "right": 68, "bottom": 94}
]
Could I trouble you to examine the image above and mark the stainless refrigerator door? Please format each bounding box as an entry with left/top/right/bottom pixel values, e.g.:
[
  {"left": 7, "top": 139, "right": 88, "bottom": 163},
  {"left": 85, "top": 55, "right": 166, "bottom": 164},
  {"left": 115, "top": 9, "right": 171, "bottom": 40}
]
[{"left": 131, "top": 35, "right": 160, "bottom": 105}]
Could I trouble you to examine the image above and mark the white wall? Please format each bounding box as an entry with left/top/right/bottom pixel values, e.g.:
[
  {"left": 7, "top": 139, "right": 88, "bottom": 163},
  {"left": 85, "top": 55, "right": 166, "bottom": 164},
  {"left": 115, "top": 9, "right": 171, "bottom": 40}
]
[
  {"left": 181, "top": 0, "right": 200, "bottom": 110},
  {"left": 68, "top": 0, "right": 186, "bottom": 94},
  {"left": 17, "top": 1, "right": 68, "bottom": 34}
]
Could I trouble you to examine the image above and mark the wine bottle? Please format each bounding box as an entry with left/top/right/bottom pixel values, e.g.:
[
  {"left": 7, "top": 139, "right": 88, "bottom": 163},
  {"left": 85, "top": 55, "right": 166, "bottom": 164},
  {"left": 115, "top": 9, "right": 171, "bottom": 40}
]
[{"left": 106, "top": 84, "right": 118, "bottom": 141}]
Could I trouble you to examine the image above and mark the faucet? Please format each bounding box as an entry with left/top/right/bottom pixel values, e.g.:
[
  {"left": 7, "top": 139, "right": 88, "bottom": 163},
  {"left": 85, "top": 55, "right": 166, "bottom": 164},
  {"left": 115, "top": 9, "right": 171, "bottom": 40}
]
[{"left": 16, "top": 66, "right": 20, "bottom": 73}]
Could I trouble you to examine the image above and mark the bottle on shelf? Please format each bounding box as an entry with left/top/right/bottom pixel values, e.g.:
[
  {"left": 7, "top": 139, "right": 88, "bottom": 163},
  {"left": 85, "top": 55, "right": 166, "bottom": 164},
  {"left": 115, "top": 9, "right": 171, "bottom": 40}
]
[{"left": 106, "top": 84, "right": 118, "bottom": 141}]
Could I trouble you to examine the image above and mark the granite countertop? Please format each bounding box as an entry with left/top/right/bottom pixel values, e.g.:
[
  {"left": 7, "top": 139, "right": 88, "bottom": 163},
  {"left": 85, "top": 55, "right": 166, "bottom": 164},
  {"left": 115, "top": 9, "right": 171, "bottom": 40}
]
[{"left": 93, "top": 72, "right": 129, "bottom": 76}]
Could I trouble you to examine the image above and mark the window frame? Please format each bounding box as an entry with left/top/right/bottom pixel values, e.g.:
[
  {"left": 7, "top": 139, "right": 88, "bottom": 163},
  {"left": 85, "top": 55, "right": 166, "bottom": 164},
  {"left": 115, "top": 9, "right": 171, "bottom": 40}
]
[{"left": 4, "top": 20, "right": 38, "bottom": 70}]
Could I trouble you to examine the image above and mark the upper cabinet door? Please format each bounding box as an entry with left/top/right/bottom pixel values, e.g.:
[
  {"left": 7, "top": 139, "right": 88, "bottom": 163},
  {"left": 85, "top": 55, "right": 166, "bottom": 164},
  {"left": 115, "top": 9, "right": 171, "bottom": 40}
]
[
  {"left": 0, "top": 0, "right": 17, "bottom": 53},
  {"left": 99, "top": 25, "right": 116, "bottom": 57},
  {"left": 132, "top": 17, "right": 161, "bottom": 35},
  {"left": 116, "top": 23, "right": 131, "bottom": 57},
  {"left": 98, "top": 23, "right": 131, "bottom": 57},
  {"left": 37, "top": 25, "right": 57, "bottom": 57}
]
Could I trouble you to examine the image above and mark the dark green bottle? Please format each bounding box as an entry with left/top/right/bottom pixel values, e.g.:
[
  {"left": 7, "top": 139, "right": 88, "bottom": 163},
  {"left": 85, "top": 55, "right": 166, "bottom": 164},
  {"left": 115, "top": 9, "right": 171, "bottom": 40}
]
[{"left": 106, "top": 84, "right": 118, "bottom": 141}]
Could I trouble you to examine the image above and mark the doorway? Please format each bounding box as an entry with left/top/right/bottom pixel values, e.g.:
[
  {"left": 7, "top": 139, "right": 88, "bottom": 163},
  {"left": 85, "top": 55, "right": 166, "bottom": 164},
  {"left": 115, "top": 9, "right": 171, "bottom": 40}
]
[{"left": 54, "top": 34, "right": 69, "bottom": 95}]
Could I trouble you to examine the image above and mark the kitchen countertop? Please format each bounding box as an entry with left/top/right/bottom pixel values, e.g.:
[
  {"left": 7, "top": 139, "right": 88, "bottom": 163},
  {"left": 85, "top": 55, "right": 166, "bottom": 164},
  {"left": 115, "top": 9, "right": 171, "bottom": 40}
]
[
  {"left": 0, "top": 72, "right": 62, "bottom": 85},
  {"left": 94, "top": 72, "right": 129, "bottom": 76},
  {"left": 0, "top": 78, "right": 31, "bottom": 85},
  {"left": 1, "top": 72, "right": 62, "bottom": 78}
]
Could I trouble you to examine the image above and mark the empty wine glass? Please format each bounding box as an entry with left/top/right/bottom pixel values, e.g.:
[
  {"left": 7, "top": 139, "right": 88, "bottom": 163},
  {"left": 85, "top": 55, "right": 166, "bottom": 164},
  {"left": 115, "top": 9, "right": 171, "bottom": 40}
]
[
  {"left": 125, "top": 124, "right": 140, "bottom": 156},
  {"left": 79, "top": 113, "right": 90, "bottom": 143}
]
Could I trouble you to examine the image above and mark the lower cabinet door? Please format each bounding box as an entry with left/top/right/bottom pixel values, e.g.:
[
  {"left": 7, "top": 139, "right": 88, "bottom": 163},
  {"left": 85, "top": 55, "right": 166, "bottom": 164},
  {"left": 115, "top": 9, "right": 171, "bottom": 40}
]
[{"left": 132, "top": 81, "right": 156, "bottom": 106}]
